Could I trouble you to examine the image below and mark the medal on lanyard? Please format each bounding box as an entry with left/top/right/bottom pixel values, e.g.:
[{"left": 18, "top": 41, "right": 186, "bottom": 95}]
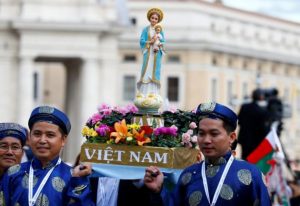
[
  {"left": 28, "top": 158, "right": 61, "bottom": 206},
  {"left": 201, "top": 155, "right": 234, "bottom": 206}
]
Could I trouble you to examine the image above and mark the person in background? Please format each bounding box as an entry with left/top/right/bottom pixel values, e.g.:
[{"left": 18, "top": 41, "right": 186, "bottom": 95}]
[
  {"left": 288, "top": 181, "right": 300, "bottom": 206},
  {"left": 144, "top": 102, "right": 271, "bottom": 205},
  {"left": 0, "top": 123, "right": 26, "bottom": 204},
  {"left": 2, "top": 106, "right": 95, "bottom": 206},
  {"left": 266, "top": 88, "right": 283, "bottom": 136},
  {"left": 237, "top": 89, "right": 270, "bottom": 159}
]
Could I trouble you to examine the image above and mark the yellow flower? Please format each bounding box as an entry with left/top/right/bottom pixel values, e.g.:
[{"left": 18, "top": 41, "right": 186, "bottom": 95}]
[
  {"left": 110, "top": 119, "right": 132, "bottom": 143},
  {"left": 81, "top": 126, "right": 90, "bottom": 136},
  {"left": 127, "top": 123, "right": 141, "bottom": 131},
  {"left": 91, "top": 130, "right": 98, "bottom": 137}
]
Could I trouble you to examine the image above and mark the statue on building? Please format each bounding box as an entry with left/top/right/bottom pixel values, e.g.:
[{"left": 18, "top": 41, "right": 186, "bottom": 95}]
[{"left": 134, "top": 8, "right": 165, "bottom": 114}]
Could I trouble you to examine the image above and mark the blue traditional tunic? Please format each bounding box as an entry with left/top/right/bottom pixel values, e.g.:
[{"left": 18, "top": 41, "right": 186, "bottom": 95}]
[
  {"left": 2, "top": 157, "right": 94, "bottom": 206},
  {"left": 161, "top": 152, "right": 271, "bottom": 206},
  {"left": 139, "top": 25, "right": 165, "bottom": 85}
]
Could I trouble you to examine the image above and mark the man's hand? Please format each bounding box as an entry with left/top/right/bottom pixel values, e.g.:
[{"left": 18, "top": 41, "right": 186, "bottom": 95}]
[
  {"left": 144, "top": 166, "right": 164, "bottom": 193},
  {"left": 72, "top": 162, "right": 92, "bottom": 177}
]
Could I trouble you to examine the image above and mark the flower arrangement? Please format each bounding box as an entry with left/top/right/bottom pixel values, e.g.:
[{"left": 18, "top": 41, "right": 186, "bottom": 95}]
[{"left": 82, "top": 103, "right": 199, "bottom": 148}]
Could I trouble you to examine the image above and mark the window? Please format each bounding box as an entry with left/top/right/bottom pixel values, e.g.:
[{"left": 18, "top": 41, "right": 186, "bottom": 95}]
[
  {"left": 243, "top": 60, "right": 248, "bottom": 69},
  {"left": 257, "top": 62, "right": 262, "bottom": 72},
  {"left": 271, "top": 65, "right": 277, "bottom": 73},
  {"left": 123, "top": 76, "right": 136, "bottom": 101},
  {"left": 211, "top": 78, "right": 217, "bottom": 101},
  {"left": 33, "top": 72, "right": 39, "bottom": 100},
  {"left": 123, "top": 54, "right": 136, "bottom": 62},
  {"left": 212, "top": 56, "right": 217, "bottom": 66},
  {"left": 228, "top": 57, "right": 233, "bottom": 68},
  {"left": 130, "top": 17, "right": 137, "bottom": 25},
  {"left": 167, "top": 77, "right": 179, "bottom": 102},
  {"left": 167, "top": 55, "right": 180, "bottom": 63}
]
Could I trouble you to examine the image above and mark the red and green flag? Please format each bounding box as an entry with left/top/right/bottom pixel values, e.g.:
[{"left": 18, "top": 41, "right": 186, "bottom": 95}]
[{"left": 246, "top": 127, "right": 281, "bottom": 174}]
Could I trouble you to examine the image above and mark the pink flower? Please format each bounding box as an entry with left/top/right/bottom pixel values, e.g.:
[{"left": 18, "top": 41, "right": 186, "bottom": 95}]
[
  {"left": 181, "top": 133, "right": 193, "bottom": 148},
  {"left": 168, "top": 106, "right": 177, "bottom": 113},
  {"left": 182, "top": 133, "right": 191, "bottom": 143},
  {"left": 98, "top": 103, "right": 111, "bottom": 111},
  {"left": 192, "top": 107, "right": 197, "bottom": 113},
  {"left": 189, "top": 122, "right": 197, "bottom": 129},
  {"left": 115, "top": 106, "right": 128, "bottom": 115},
  {"left": 170, "top": 125, "right": 178, "bottom": 130},
  {"left": 91, "top": 113, "right": 103, "bottom": 125},
  {"left": 126, "top": 104, "right": 138, "bottom": 113},
  {"left": 187, "top": 129, "right": 193, "bottom": 135},
  {"left": 191, "top": 135, "right": 198, "bottom": 143},
  {"left": 98, "top": 103, "right": 112, "bottom": 116},
  {"left": 154, "top": 127, "right": 177, "bottom": 136},
  {"left": 96, "top": 125, "right": 110, "bottom": 136}
]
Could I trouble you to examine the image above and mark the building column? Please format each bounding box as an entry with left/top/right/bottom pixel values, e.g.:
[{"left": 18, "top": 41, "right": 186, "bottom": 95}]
[
  {"left": 99, "top": 36, "right": 118, "bottom": 105},
  {"left": 80, "top": 58, "right": 101, "bottom": 124},
  {"left": 17, "top": 57, "right": 35, "bottom": 126},
  {"left": 63, "top": 58, "right": 101, "bottom": 163}
]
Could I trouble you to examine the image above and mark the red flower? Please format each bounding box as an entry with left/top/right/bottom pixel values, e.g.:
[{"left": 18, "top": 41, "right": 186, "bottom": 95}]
[{"left": 140, "top": 126, "right": 153, "bottom": 135}]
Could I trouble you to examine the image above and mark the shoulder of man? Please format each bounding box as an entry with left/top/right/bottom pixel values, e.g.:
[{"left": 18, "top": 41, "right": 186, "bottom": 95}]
[{"left": 6, "top": 162, "right": 28, "bottom": 177}]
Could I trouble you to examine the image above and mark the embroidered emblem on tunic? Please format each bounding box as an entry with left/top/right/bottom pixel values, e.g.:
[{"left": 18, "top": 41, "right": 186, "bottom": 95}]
[
  {"left": 7, "top": 165, "right": 20, "bottom": 176},
  {"left": 14, "top": 203, "right": 20, "bottom": 206},
  {"left": 181, "top": 172, "right": 192, "bottom": 185},
  {"left": 72, "top": 185, "right": 87, "bottom": 195},
  {"left": 206, "top": 165, "right": 220, "bottom": 178},
  {"left": 36, "top": 193, "right": 49, "bottom": 206},
  {"left": 22, "top": 173, "right": 38, "bottom": 189},
  {"left": 237, "top": 169, "right": 252, "bottom": 185},
  {"left": 52, "top": 176, "right": 66, "bottom": 192},
  {"left": 188, "top": 191, "right": 202, "bottom": 206},
  {"left": 220, "top": 184, "right": 233, "bottom": 200}
]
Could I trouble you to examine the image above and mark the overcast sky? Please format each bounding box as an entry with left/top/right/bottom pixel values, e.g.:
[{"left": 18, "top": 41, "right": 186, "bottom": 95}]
[{"left": 222, "top": 0, "right": 300, "bottom": 23}]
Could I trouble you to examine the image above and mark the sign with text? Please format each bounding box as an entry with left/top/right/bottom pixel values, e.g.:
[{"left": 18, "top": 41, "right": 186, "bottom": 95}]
[{"left": 80, "top": 143, "right": 199, "bottom": 169}]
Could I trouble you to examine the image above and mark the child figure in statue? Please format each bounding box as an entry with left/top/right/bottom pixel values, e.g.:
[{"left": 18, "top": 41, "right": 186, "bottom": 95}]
[
  {"left": 134, "top": 8, "right": 165, "bottom": 114},
  {"left": 153, "top": 24, "right": 164, "bottom": 53}
]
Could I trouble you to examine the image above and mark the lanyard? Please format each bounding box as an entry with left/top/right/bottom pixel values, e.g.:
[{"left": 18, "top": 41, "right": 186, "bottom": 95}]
[
  {"left": 201, "top": 155, "right": 234, "bottom": 206},
  {"left": 28, "top": 158, "right": 61, "bottom": 206}
]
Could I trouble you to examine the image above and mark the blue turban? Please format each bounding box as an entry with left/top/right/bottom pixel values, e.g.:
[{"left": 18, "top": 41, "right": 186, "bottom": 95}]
[
  {"left": 0, "top": 123, "right": 27, "bottom": 146},
  {"left": 196, "top": 102, "right": 238, "bottom": 130},
  {"left": 28, "top": 106, "right": 71, "bottom": 135}
]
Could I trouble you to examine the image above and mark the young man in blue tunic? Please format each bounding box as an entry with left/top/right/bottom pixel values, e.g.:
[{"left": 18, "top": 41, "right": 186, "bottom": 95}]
[
  {"left": 144, "top": 102, "right": 271, "bottom": 205},
  {"left": 0, "top": 123, "right": 26, "bottom": 205},
  {"left": 2, "top": 106, "right": 95, "bottom": 206}
]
